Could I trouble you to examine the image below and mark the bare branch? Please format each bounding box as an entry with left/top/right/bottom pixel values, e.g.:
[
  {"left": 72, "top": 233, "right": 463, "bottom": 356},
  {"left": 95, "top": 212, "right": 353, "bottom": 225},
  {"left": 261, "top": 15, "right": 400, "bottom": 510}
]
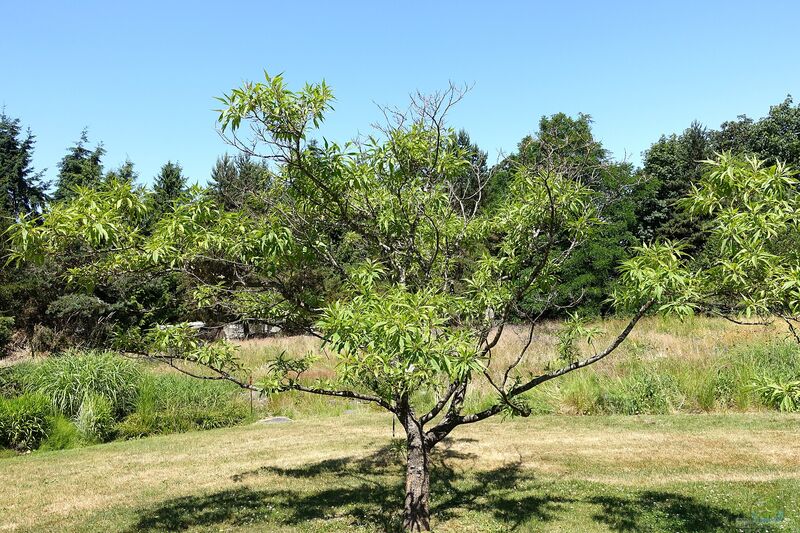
[{"left": 289, "top": 383, "right": 393, "bottom": 411}]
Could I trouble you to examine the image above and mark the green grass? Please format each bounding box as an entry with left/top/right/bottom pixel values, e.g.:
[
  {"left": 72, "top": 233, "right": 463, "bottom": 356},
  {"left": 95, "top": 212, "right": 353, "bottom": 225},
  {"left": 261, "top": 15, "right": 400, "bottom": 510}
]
[
  {"left": 14, "top": 350, "right": 141, "bottom": 417},
  {"left": 0, "top": 393, "right": 53, "bottom": 451},
  {"left": 1, "top": 412, "right": 798, "bottom": 532},
  {"left": 2, "top": 355, "right": 258, "bottom": 449},
  {"left": 117, "top": 373, "right": 251, "bottom": 438}
]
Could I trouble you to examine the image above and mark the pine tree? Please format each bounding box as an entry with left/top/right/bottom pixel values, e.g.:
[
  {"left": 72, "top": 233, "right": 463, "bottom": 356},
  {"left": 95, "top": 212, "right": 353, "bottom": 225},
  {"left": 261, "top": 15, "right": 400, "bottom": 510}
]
[
  {"left": 53, "top": 130, "right": 105, "bottom": 201},
  {"left": 638, "top": 121, "right": 710, "bottom": 250},
  {"left": 451, "top": 130, "right": 488, "bottom": 214},
  {"left": 209, "top": 153, "right": 269, "bottom": 209},
  {"left": 104, "top": 159, "right": 138, "bottom": 183},
  {"left": 152, "top": 161, "right": 186, "bottom": 216},
  {"left": 0, "top": 112, "right": 49, "bottom": 346},
  {"left": 0, "top": 112, "right": 48, "bottom": 220}
]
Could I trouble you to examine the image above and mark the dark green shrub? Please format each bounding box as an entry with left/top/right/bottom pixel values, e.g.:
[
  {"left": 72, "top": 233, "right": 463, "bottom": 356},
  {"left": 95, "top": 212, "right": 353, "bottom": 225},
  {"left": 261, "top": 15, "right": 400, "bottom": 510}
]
[
  {"left": 46, "top": 294, "right": 114, "bottom": 346},
  {"left": 118, "top": 373, "right": 247, "bottom": 438},
  {"left": 30, "top": 324, "right": 63, "bottom": 355},
  {"left": 0, "top": 393, "right": 53, "bottom": 451},
  {"left": 0, "top": 316, "right": 14, "bottom": 355},
  {"left": 0, "top": 365, "right": 25, "bottom": 398},
  {"left": 19, "top": 350, "right": 141, "bottom": 417}
]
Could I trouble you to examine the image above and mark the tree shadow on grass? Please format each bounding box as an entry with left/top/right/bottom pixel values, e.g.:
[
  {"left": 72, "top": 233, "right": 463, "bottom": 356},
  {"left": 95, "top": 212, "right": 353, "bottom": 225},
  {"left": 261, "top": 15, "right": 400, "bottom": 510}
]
[
  {"left": 132, "top": 487, "right": 286, "bottom": 531},
  {"left": 133, "top": 439, "right": 756, "bottom": 532},
  {"left": 590, "top": 491, "right": 774, "bottom": 533}
]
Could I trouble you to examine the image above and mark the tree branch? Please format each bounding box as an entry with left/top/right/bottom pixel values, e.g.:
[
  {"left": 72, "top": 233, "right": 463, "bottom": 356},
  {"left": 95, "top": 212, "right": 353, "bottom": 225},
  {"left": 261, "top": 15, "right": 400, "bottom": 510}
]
[
  {"left": 425, "top": 299, "right": 654, "bottom": 444},
  {"left": 288, "top": 383, "right": 393, "bottom": 411}
]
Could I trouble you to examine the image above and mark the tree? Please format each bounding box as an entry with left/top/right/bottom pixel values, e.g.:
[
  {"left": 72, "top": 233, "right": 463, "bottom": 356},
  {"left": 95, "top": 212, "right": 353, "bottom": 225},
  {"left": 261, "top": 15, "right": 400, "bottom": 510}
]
[
  {"left": 0, "top": 112, "right": 48, "bottom": 221},
  {"left": 8, "top": 172, "right": 191, "bottom": 351},
  {"left": 517, "top": 113, "right": 607, "bottom": 171},
  {"left": 8, "top": 75, "right": 694, "bottom": 531},
  {"left": 637, "top": 121, "right": 711, "bottom": 250},
  {"left": 449, "top": 130, "right": 488, "bottom": 215},
  {"left": 209, "top": 153, "right": 271, "bottom": 210},
  {"left": 711, "top": 96, "right": 800, "bottom": 167},
  {"left": 104, "top": 159, "right": 137, "bottom": 184},
  {"left": 53, "top": 130, "right": 105, "bottom": 201},
  {"left": 683, "top": 153, "right": 800, "bottom": 339},
  {"left": 489, "top": 113, "right": 643, "bottom": 315},
  {"left": 484, "top": 113, "right": 607, "bottom": 210},
  {"left": 152, "top": 161, "right": 187, "bottom": 216},
  {"left": 553, "top": 160, "right": 643, "bottom": 315},
  {"left": 0, "top": 111, "right": 49, "bottom": 354}
]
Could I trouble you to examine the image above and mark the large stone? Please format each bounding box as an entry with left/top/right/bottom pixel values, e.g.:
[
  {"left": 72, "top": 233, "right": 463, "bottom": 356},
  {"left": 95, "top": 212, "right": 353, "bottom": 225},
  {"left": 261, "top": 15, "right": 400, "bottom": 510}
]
[
  {"left": 256, "top": 416, "right": 293, "bottom": 424},
  {"left": 222, "top": 323, "right": 246, "bottom": 340}
]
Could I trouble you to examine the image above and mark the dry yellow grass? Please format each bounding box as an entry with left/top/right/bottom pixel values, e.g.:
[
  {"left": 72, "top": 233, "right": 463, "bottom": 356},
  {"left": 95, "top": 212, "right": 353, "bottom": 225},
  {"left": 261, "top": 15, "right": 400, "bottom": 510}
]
[
  {"left": 1, "top": 412, "right": 798, "bottom": 532},
  {"left": 233, "top": 315, "right": 787, "bottom": 400}
]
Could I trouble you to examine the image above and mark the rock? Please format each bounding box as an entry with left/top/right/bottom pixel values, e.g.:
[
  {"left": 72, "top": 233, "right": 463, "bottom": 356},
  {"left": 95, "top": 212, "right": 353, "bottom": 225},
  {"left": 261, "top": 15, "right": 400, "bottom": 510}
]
[
  {"left": 222, "top": 323, "right": 246, "bottom": 340},
  {"left": 256, "top": 416, "right": 293, "bottom": 424}
]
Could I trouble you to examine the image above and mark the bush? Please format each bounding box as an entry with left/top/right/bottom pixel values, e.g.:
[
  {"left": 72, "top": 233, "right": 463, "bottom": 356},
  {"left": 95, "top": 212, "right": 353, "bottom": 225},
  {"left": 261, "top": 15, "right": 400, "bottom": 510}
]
[
  {"left": 750, "top": 376, "right": 800, "bottom": 412},
  {"left": 0, "top": 316, "right": 14, "bottom": 355},
  {"left": 118, "top": 373, "right": 248, "bottom": 438},
  {"left": 75, "top": 393, "right": 116, "bottom": 442},
  {"left": 0, "top": 365, "right": 25, "bottom": 398},
  {"left": 39, "top": 415, "right": 81, "bottom": 451},
  {"left": 19, "top": 350, "right": 141, "bottom": 417},
  {"left": 716, "top": 341, "right": 800, "bottom": 410},
  {"left": 0, "top": 393, "right": 53, "bottom": 451},
  {"left": 46, "top": 294, "right": 114, "bottom": 346},
  {"left": 597, "top": 361, "right": 681, "bottom": 415},
  {"left": 29, "top": 324, "right": 64, "bottom": 355}
]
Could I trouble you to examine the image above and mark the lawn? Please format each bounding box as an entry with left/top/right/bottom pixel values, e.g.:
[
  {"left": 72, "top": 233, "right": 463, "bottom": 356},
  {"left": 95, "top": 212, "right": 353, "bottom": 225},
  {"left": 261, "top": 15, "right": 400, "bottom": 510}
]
[{"left": 1, "top": 412, "right": 798, "bottom": 532}]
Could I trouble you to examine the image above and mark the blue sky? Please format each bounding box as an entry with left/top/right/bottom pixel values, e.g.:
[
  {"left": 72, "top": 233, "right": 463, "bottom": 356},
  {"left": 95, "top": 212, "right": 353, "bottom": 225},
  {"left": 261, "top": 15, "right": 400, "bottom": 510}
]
[{"left": 3, "top": 1, "right": 799, "bottom": 186}]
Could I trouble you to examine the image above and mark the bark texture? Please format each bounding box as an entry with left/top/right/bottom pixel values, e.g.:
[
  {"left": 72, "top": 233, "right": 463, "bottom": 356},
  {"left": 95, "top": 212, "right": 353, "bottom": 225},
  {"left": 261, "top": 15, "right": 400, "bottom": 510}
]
[{"left": 402, "top": 411, "right": 431, "bottom": 531}]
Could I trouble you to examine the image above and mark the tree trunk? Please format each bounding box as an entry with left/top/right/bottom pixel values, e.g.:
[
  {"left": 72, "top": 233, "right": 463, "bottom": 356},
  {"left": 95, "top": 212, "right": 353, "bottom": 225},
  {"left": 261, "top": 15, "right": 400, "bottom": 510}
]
[{"left": 403, "top": 421, "right": 431, "bottom": 531}]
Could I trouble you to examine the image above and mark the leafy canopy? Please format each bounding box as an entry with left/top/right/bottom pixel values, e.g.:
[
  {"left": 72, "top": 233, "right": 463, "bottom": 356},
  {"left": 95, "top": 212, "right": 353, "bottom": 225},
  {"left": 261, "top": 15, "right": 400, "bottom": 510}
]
[{"left": 684, "top": 153, "right": 800, "bottom": 321}]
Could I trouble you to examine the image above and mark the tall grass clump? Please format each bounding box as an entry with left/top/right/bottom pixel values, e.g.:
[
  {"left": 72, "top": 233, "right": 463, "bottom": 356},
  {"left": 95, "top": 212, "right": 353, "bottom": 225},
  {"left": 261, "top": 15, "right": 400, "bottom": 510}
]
[
  {"left": 0, "top": 365, "right": 25, "bottom": 398},
  {"left": 18, "top": 350, "right": 141, "bottom": 417},
  {"left": 0, "top": 393, "right": 53, "bottom": 451},
  {"left": 75, "top": 393, "right": 116, "bottom": 442},
  {"left": 118, "top": 373, "right": 248, "bottom": 438},
  {"left": 38, "top": 415, "right": 81, "bottom": 451},
  {"left": 716, "top": 340, "right": 800, "bottom": 410},
  {"left": 558, "top": 371, "right": 605, "bottom": 414},
  {"left": 557, "top": 360, "right": 681, "bottom": 415},
  {"left": 600, "top": 366, "right": 680, "bottom": 415}
]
